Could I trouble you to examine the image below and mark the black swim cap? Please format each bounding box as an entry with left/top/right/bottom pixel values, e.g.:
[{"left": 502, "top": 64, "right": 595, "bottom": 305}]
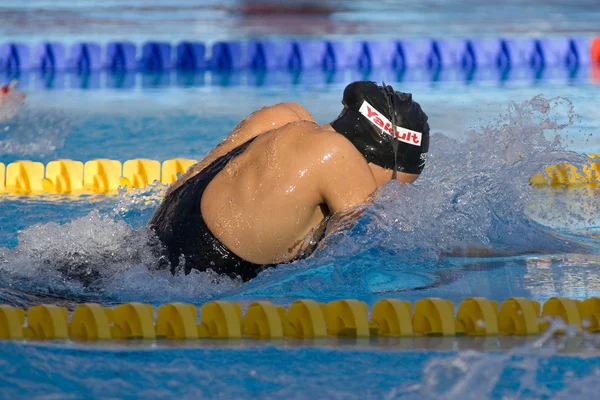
[{"left": 330, "top": 81, "right": 430, "bottom": 174}]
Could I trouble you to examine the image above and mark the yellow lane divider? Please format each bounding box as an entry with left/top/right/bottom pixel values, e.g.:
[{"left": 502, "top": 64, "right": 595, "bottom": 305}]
[
  {"left": 1, "top": 155, "right": 599, "bottom": 195},
  {"left": 161, "top": 159, "right": 197, "bottom": 188},
  {"left": 5, "top": 161, "right": 45, "bottom": 194},
  {"left": 1, "top": 297, "right": 599, "bottom": 341},
  {"left": 529, "top": 154, "right": 600, "bottom": 187},
  {"left": 0, "top": 158, "right": 197, "bottom": 195},
  {"left": 45, "top": 160, "right": 84, "bottom": 193},
  {"left": 0, "top": 162, "right": 5, "bottom": 193},
  {"left": 122, "top": 159, "right": 161, "bottom": 190},
  {"left": 83, "top": 159, "right": 123, "bottom": 193}
]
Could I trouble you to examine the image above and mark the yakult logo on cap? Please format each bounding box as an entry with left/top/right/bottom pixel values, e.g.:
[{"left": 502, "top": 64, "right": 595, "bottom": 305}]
[{"left": 359, "top": 101, "right": 422, "bottom": 146}]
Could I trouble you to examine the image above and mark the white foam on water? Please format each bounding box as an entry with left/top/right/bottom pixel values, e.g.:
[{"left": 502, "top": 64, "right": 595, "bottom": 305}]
[
  {"left": 0, "top": 185, "right": 241, "bottom": 305},
  {"left": 356, "top": 95, "right": 595, "bottom": 256},
  {"left": 0, "top": 95, "right": 598, "bottom": 305},
  {"left": 553, "top": 369, "right": 600, "bottom": 399},
  {"left": 0, "top": 107, "right": 73, "bottom": 157},
  {"left": 389, "top": 320, "right": 600, "bottom": 399},
  {"left": 238, "top": 95, "right": 600, "bottom": 297}
]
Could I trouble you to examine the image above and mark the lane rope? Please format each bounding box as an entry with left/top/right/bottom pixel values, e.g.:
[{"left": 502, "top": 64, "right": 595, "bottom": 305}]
[
  {"left": 0, "top": 37, "right": 594, "bottom": 74},
  {"left": 1, "top": 156, "right": 599, "bottom": 196},
  {"left": 1, "top": 296, "right": 598, "bottom": 340}
]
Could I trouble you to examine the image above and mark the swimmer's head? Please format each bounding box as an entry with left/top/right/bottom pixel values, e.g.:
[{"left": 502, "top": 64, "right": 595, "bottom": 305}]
[{"left": 330, "top": 81, "right": 429, "bottom": 174}]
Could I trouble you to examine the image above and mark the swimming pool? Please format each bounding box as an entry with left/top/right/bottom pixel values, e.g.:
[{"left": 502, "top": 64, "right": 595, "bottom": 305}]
[{"left": 2, "top": 1, "right": 600, "bottom": 398}]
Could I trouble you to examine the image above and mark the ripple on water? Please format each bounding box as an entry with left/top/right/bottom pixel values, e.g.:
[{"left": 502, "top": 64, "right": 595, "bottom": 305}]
[{"left": 0, "top": 95, "right": 599, "bottom": 307}]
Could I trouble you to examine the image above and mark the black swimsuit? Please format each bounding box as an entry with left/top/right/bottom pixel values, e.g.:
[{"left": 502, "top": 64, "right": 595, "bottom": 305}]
[{"left": 148, "top": 137, "right": 270, "bottom": 281}]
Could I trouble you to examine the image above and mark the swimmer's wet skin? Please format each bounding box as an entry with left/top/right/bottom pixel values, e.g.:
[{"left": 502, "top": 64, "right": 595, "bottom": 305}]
[{"left": 148, "top": 81, "right": 430, "bottom": 281}]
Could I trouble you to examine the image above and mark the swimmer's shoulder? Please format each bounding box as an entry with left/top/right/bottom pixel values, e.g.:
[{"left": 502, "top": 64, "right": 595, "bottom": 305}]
[
  {"left": 291, "top": 125, "right": 369, "bottom": 166},
  {"left": 267, "top": 102, "right": 316, "bottom": 123},
  {"left": 248, "top": 102, "right": 317, "bottom": 130},
  {"left": 302, "top": 127, "right": 377, "bottom": 212}
]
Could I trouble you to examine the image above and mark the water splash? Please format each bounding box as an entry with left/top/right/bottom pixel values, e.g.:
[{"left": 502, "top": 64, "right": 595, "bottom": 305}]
[
  {"left": 412, "top": 320, "right": 600, "bottom": 399},
  {"left": 237, "top": 95, "right": 599, "bottom": 298},
  {"left": 0, "top": 95, "right": 598, "bottom": 305},
  {"left": 0, "top": 317, "right": 597, "bottom": 399},
  {"left": 0, "top": 108, "right": 73, "bottom": 158},
  {"left": 112, "top": 181, "right": 169, "bottom": 228},
  {"left": 0, "top": 186, "right": 241, "bottom": 306},
  {"left": 366, "top": 95, "right": 592, "bottom": 256}
]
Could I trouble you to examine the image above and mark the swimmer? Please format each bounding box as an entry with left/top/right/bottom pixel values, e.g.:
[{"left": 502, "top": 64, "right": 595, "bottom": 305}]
[
  {"left": 148, "top": 81, "right": 430, "bottom": 281},
  {"left": 0, "top": 80, "right": 25, "bottom": 122},
  {"left": 0, "top": 80, "right": 26, "bottom": 121}
]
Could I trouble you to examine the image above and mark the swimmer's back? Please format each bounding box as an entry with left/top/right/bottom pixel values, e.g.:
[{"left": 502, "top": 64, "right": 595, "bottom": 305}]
[{"left": 201, "top": 120, "right": 377, "bottom": 264}]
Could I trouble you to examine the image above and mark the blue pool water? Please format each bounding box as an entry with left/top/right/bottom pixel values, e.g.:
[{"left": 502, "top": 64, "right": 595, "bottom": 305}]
[
  {"left": 2, "top": 1, "right": 600, "bottom": 398},
  {"left": 2, "top": 340, "right": 600, "bottom": 399}
]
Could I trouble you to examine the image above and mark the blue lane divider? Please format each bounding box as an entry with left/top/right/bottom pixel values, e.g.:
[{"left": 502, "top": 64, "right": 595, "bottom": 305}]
[
  {"left": 401, "top": 40, "right": 427, "bottom": 68},
  {"left": 497, "top": 39, "right": 517, "bottom": 69},
  {"left": 431, "top": 39, "right": 459, "bottom": 69},
  {"left": 282, "top": 41, "right": 316, "bottom": 70},
  {"left": 318, "top": 41, "right": 346, "bottom": 70},
  {"left": 69, "top": 42, "right": 102, "bottom": 72},
  {"left": 247, "top": 41, "right": 280, "bottom": 70},
  {"left": 517, "top": 38, "right": 545, "bottom": 70},
  {"left": 0, "top": 37, "right": 593, "bottom": 74},
  {"left": 210, "top": 41, "right": 243, "bottom": 71},
  {"left": 1, "top": 63, "right": 592, "bottom": 91},
  {"left": 140, "top": 42, "right": 172, "bottom": 71},
  {"left": 0, "top": 43, "right": 30, "bottom": 72},
  {"left": 106, "top": 42, "right": 137, "bottom": 71},
  {"left": 349, "top": 41, "right": 394, "bottom": 71},
  {"left": 533, "top": 38, "right": 589, "bottom": 69},
  {"left": 33, "top": 42, "right": 67, "bottom": 72},
  {"left": 459, "top": 39, "right": 503, "bottom": 69},
  {"left": 457, "top": 39, "right": 495, "bottom": 71},
  {"left": 176, "top": 42, "right": 207, "bottom": 70}
]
